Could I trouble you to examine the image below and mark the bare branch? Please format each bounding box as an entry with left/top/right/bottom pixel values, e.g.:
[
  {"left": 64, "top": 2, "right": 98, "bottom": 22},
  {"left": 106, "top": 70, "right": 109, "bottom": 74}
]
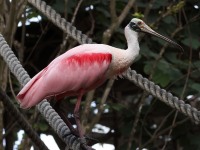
[
  {"left": 102, "top": 0, "right": 136, "bottom": 43},
  {"left": 110, "top": 0, "right": 117, "bottom": 23}
]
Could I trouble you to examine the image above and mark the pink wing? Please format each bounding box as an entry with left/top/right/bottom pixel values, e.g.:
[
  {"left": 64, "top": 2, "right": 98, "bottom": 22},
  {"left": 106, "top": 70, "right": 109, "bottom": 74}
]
[{"left": 17, "top": 46, "right": 112, "bottom": 109}]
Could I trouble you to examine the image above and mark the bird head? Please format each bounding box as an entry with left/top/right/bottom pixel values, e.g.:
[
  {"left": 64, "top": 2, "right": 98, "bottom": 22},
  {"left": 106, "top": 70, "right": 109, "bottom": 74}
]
[{"left": 129, "top": 18, "right": 183, "bottom": 51}]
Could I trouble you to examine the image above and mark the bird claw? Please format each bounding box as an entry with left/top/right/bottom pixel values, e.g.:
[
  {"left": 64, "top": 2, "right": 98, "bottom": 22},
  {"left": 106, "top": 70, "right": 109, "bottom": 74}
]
[
  {"left": 63, "top": 131, "right": 97, "bottom": 149},
  {"left": 62, "top": 133, "right": 93, "bottom": 150},
  {"left": 78, "top": 137, "right": 95, "bottom": 150}
]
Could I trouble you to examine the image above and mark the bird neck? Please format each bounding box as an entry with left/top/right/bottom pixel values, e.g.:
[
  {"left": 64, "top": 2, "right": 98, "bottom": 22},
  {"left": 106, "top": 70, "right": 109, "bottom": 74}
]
[{"left": 124, "top": 26, "right": 140, "bottom": 61}]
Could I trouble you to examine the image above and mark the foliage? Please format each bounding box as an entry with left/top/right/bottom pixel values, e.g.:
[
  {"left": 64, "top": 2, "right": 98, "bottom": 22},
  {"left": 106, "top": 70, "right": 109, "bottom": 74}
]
[{"left": 1, "top": 0, "right": 200, "bottom": 150}]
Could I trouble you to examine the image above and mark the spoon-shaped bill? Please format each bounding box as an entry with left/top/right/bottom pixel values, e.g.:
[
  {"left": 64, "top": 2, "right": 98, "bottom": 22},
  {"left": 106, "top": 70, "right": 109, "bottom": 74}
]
[{"left": 141, "top": 25, "right": 184, "bottom": 52}]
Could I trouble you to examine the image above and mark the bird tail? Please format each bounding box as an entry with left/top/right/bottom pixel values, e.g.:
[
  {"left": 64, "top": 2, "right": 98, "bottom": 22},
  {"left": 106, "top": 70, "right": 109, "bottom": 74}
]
[{"left": 17, "top": 68, "right": 47, "bottom": 109}]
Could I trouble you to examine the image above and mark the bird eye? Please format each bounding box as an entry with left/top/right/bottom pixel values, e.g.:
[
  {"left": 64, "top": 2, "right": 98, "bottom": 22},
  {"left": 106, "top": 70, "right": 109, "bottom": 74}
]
[
  {"left": 129, "top": 22, "right": 141, "bottom": 32},
  {"left": 129, "top": 22, "right": 136, "bottom": 28}
]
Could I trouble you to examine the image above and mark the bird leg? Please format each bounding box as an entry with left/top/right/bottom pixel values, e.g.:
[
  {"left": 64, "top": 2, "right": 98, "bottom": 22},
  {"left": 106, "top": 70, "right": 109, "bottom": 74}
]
[
  {"left": 59, "top": 111, "right": 79, "bottom": 137},
  {"left": 74, "top": 93, "right": 94, "bottom": 150},
  {"left": 54, "top": 93, "right": 93, "bottom": 149},
  {"left": 51, "top": 97, "right": 79, "bottom": 136},
  {"left": 74, "top": 93, "right": 84, "bottom": 138}
]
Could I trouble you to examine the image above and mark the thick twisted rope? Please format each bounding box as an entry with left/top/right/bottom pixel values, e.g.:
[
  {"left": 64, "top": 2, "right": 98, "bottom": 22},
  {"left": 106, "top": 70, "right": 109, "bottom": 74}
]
[
  {"left": 123, "top": 70, "right": 200, "bottom": 122},
  {"left": 0, "top": 35, "right": 81, "bottom": 150},
  {"left": 28, "top": 0, "right": 200, "bottom": 123},
  {"left": 28, "top": 0, "right": 93, "bottom": 45},
  {"left": 0, "top": 88, "right": 49, "bottom": 150}
]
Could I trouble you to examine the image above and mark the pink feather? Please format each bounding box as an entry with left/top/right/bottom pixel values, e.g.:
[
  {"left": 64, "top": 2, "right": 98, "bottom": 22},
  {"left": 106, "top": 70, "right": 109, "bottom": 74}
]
[{"left": 17, "top": 44, "right": 112, "bottom": 109}]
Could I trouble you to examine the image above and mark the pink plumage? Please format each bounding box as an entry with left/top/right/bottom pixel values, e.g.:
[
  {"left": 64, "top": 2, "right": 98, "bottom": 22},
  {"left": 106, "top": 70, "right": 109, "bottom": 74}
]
[{"left": 17, "top": 44, "right": 112, "bottom": 109}]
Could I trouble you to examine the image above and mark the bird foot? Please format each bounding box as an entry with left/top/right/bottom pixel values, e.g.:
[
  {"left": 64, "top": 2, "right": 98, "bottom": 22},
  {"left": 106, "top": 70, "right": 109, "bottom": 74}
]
[
  {"left": 78, "top": 137, "right": 94, "bottom": 150},
  {"left": 63, "top": 132, "right": 95, "bottom": 150},
  {"left": 63, "top": 134, "right": 94, "bottom": 150}
]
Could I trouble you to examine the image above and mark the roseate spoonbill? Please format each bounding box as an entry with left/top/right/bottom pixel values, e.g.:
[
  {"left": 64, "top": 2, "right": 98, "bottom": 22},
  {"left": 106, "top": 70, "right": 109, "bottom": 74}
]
[{"left": 17, "top": 18, "right": 183, "bottom": 142}]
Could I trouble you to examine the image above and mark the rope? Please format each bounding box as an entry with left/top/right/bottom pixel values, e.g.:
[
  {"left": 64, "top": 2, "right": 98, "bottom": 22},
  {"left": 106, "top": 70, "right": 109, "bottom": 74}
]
[
  {"left": 0, "top": 88, "right": 49, "bottom": 150},
  {"left": 0, "top": 35, "right": 81, "bottom": 150},
  {"left": 123, "top": 70, "right": 200, "bottom": 122},
  {"left": 27, "top": 0, "right": 200, "bottom": 123},
  {"left": 28, "top": 0, "right": 93, "bottom": 45}
]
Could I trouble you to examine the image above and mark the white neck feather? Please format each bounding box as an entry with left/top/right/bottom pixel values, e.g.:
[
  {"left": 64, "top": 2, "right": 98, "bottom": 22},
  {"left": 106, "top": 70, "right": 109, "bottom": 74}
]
[
  {"left": 124, "top": 25, "right": 140, "bottom": 62},
  {"left": 105, "top": 25, "right": 140, "bottom": 77}
]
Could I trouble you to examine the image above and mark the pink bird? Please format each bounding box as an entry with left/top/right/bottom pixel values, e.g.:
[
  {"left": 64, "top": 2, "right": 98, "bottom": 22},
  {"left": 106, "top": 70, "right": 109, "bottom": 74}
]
[{"left": 17, "top": 18, "right": 182, "bottom": 144}]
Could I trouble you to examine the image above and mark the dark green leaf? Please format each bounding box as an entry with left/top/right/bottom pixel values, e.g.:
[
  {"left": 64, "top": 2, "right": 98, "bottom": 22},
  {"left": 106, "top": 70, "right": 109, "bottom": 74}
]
[
  {"left": 190, "top": 83, "right": 200, "bottom": 92},
  {"left": 182, "top": 37, "right": 200, "bottom": 49}
]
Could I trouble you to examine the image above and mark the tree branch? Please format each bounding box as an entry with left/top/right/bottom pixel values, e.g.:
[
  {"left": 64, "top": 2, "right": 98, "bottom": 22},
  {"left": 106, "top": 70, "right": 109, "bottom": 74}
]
[
  {"left": 102, "top": 0, "right": 136, "bottom": 43},
  {"left": 110, "top": 0, "right": 117, "bottom": 23}
]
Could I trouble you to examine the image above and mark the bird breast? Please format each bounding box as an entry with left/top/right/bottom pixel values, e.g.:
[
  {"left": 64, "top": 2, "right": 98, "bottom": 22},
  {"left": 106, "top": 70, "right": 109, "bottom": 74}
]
[{"left": 107, "top": 49, "right": 136, "bottom": 77}]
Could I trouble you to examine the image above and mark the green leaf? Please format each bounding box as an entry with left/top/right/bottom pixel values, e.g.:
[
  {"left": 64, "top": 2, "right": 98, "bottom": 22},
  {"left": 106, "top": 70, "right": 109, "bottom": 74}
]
[
  {"left": 182, "top": 37, "right": 200, "bottom": 49},
  {"left": 152, "top": 70, "right": 171, "bottom": 87},
  {"left": 190, "top": 83, "right": 200, "bottom": 92},
  {"left": 140, "top": 44, "right": 159, "bottom": 58},
  {"left": 39, "top": 123, "right": 49, "bottom": 131},
  {"left": 111, "top": 103, "right": 125, "bottom": 111},
  {"left": 144, "top": 59, "right": 182, "bottom": 87},
  {"left": 165, "top": 52, "right": 188, "bottom": 69},
  {"left": 144, "top": 61, "right": 153, "bottom": 74},
  {"left": 163, "top": 16, "right": 176, "bottom": 24},
  {"left": 180, "top": 133, "right": 200, "bottom": 150},
  {"left": 132, "top": 12, "right": 144, "bottom": 19},
  {"left": 96, "top": 7, "right": 110, "bottom": 18},
  {"left": 153, "top": 1, "right": 168, "bottom": 9}
]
